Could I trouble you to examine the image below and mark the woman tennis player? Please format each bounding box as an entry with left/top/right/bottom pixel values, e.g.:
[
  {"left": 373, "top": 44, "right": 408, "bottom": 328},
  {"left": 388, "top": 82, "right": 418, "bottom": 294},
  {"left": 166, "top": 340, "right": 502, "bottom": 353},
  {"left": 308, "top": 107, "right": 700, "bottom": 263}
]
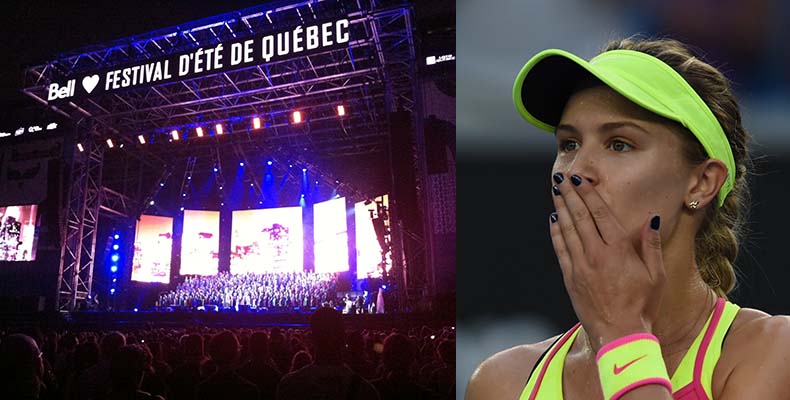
[{"left": 465, "top": 37, "right": 790, "bottom": 400}]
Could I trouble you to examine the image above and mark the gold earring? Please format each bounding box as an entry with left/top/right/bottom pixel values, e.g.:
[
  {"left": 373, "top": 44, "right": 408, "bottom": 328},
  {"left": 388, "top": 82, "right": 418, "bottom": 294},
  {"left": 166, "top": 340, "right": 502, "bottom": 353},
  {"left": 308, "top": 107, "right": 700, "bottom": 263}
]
[{"left": 689, "top": 200, "right": 699, "bottom": 209}]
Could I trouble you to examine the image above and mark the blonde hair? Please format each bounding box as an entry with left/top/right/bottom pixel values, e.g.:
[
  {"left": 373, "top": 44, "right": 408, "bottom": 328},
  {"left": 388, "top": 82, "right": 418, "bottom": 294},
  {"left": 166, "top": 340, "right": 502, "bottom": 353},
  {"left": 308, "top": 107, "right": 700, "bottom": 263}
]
[{"left": 602, "top": 37, "right": 752, "bottom": 299}]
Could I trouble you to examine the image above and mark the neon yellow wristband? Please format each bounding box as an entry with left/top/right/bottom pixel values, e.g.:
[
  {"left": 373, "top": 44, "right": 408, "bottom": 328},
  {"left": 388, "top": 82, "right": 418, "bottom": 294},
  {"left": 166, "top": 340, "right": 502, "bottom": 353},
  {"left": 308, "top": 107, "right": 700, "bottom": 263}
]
[{"left": 596, "top": 333, "right": 672, "bottom": 400}]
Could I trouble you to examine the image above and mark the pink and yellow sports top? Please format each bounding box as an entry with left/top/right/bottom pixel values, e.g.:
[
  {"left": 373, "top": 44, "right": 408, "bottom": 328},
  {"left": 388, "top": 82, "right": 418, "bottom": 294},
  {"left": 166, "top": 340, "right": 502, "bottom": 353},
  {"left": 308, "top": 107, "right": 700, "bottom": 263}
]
[{"left": 520, "top": 297, "right": 739, "bottom": 400}]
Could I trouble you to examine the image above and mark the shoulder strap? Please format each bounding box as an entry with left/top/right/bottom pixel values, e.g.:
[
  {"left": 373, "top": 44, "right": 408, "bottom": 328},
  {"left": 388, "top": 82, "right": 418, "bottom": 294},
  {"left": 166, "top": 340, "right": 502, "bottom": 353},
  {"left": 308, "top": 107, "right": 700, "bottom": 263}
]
[
  {"left": 520, "top": 323, "right": 581, "bottom": 400},
  {"left": 694, "top": 298, "right": 740, "bottom": 400}
]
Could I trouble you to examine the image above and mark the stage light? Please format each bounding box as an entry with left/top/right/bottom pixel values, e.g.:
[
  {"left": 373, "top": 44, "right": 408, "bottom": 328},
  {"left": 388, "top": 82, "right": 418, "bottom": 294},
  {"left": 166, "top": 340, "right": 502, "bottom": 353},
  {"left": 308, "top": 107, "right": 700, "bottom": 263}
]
[
  {"left": 180, "top": 206, "right": 185, "bottom": 211},
  {"left": 110, "top": 265, "right": 118, "bottom": 273},
  {"left": 77, "top": 143, "right": 84, "bottom": 152},
  {"left": 110, "top": 288, "right": 116, "bottom": 295},
  {"left": 114, "top": 234, "right": 120, "bottom": 240},
  {"left": 215, "top": 123, "right": 224, "bottom": 135},
  {"left": 196, "top": 127, "right": 204, "bottom": 137},
  {"left": 302, "top": 168, "right": 307, "bottom": 173},
  {"left": 239, "top": 162, "right": 245, "bottom": 167},
  {"left": 149, "top": 200, "right": 155, "bottom": 205},
  {"left": 160, "top": 182, "right": 165, "bottom": 187},
  {"left": 382, "top": 284, "right": 387, "bottom": 290},
  {"left": 219, "top": 186, "right": 223, "bottom": 190},
  {"left": 250, "top": 183, "right": 254, "bottom": 187},
  {"left": 289, "top": 164, "right": 293, "bottom": 168},
  {"left": 119, "top": 143, "right": 125, "bottom": 149},
  {"left": 112, "top": 244, "right": 119, "bottom": 250},
  {"left": 171, "top": 130, "right": 179, "bottom": 141},
  {"left": 112, "top": 278, "right": 117, "bottom": 283},
  {"left": 134, "top": 308, "right": 138, "bottom": 312},
  {"left": 292, "top": 111, "right": 302, "bottom": 124},
  {"left": 213, "top": 165, "right": 218, "bottom": 172},
  {"left": 301, "top": 194, "right": 305, "bottom": 198},
  {"left": 220, "top": 202, "right": 225, "bottom": 206},
  {"left": 252, "top": 117, "right": 262, "bottom": 130},
  {"left": 187, "top": 176, "right": 191, "bottom": 180},
  {"left": 337, "top": 105, "right": 346, "bottom": 116},
  {"left": 267, "top": 160, "right": 273, "bottom": 166},
  {"left": 106, "top": 138, "right": 114, "bottom": 148},
  {"left": 111, "top": 254, "right": 119, "bottom": 262},
  {"left": 182, "top": 193, "right": 187, "bottom": 197},
  {"left": 47, "top": 122, "right": 57, "bottom": 130},
  {"left": 138, "top": 135, "right": 146, "bottom": 144}
]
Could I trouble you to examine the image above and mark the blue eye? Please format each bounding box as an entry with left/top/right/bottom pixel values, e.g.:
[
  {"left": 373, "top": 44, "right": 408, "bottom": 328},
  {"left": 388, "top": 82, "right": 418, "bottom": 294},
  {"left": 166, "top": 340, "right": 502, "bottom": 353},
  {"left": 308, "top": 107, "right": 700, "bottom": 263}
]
[
  {"left": 610, "top": 140, "right": 633, "bottom": 152},
  {"left": 559, "top": 140, "right": 579, "bottom": 152}
]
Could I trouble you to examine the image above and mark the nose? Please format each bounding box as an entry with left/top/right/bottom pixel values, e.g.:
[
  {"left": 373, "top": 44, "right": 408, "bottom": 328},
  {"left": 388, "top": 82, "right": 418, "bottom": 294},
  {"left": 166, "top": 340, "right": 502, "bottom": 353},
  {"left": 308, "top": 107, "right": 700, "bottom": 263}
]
[{"left": 561, "top": 147, "right": 597, "bottom": 186}]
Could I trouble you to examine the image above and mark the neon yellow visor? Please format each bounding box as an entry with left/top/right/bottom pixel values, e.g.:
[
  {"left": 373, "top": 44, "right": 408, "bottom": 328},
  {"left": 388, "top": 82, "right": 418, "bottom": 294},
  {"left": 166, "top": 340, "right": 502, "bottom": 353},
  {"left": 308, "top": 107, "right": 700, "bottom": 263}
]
[{"left": 512, "top": 49, "right": 735, "bottom": 207}]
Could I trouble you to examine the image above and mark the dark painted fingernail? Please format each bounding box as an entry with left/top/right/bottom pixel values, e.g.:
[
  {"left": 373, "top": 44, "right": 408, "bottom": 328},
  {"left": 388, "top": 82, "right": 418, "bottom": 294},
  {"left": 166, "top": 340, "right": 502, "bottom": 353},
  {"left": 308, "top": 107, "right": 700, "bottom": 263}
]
[
  {"left": 550, "top": 212, "right": 558, "bottom": 223},
  {"left": 650, "top": 215, "right": 660, "bottom": 230},
  {"left": 571, "top": 174, "right": 583, "bottom": 186},
  {"left": 553, "top": 173, "right": 564, "bottom": 184},
  {"left": 552, "top": 185, "right": 560, "bottom": 196}
]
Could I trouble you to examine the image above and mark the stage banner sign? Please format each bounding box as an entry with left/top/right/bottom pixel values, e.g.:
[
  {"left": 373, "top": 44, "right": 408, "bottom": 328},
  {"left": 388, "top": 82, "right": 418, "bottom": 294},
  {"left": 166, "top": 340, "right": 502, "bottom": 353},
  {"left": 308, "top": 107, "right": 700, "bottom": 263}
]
[
  {"left": 0, "top": 138, "right": 62, "bottom": 206},
  {"left": 46, "top": 18, "right": 351, "bottom": 104}
]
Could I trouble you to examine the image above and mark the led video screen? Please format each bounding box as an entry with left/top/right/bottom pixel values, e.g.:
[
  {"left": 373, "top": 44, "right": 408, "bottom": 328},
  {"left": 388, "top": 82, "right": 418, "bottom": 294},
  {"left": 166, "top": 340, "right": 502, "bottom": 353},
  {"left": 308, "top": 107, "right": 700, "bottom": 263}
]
[
  {"left": 180, "top": 210, "right": 220, "bottom": 275},
  {"left": 0, "top": 205, "right": 37, "bottom": 261},
  {"left": 231, "top": 207, "right": 303, "bottom": 274},
  {"left": 355, "top": 195, "right": 391, "bottom": 279},
  {"left": 314, "top": 197, "right": 349, "bottom": 273},
  {"left": 132, "top": 215, "right": 173, "bottom": 283}
]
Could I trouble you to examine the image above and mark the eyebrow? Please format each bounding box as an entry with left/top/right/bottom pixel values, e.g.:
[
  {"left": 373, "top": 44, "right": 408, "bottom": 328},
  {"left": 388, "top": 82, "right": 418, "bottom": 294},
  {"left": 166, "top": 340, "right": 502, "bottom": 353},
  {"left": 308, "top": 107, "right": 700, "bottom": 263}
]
[{"left": 555, "top": 121, "right": 650, "bottom": 135}]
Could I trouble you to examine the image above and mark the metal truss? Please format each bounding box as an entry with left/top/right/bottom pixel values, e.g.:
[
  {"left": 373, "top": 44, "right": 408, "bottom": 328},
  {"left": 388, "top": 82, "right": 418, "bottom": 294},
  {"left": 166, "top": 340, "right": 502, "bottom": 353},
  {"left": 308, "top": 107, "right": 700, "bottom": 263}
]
[
  {"left": 57, "top": 125, "right": 103, "bottom": 311},
  {"left": 22, "top": 0, "right": 416, "bottom": 162}
]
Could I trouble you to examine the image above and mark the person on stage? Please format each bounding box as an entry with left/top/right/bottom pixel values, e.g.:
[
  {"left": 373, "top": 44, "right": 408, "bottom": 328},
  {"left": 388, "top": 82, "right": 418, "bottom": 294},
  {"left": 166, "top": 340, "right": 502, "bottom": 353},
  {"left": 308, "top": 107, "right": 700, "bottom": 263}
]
[{"left": 466, "top": 37, "right": 790, "bottom": 400}]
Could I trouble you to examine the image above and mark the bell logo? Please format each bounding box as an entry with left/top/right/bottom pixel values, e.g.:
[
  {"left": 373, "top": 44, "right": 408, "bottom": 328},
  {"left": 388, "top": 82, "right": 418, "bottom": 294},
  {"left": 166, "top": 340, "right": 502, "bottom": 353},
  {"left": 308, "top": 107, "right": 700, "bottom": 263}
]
[{"left": 47, "top": 80, "right": 75, "bottom": 101}]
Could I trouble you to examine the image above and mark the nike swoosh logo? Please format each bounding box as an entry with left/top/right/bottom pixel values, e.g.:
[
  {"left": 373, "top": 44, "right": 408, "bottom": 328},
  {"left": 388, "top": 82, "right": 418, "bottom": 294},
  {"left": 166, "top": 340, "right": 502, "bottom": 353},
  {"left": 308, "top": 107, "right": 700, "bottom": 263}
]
[{"left": 613, "top": 354, "right": 648, "bottom": 375}]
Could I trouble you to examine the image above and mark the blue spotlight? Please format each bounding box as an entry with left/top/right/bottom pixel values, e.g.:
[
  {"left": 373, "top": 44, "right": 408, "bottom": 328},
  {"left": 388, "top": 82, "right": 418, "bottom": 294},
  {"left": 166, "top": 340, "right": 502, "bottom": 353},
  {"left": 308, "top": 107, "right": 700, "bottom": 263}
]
[
  {"left": 112, "top": 244, "right": 119, "bottom": 250},
  {"left": 213, "top": 167, "right": 218, "bottom": 172},
  {"left": 112, "top": 278, "right": 117, "bottom": 283},
  {"left": 302, "top": 168, "right": 307, "bottom": 173},
  {"left": 114, "top": 234, "right": 120, "bottom": 240},
  {"left": 382, "top": 284, "right": 388, "bottom": 290},
  {"left": 239, "top": 162, "right": 245, "bottom": 167},
  {"left": 111, "top": 254, "right": 119, "bottom": 262},
  {"left": 133, "top": 308, "right": 138, "bottom": 312},
  {"left": 110, "top": 265, "right": 118, "bottom": 273},
  {"left": 160, "top": 182, "right": 165, "bottom": 187},
  {"left": 110, "top": 288, "right": 116, "bottom": 295},
  {"left": 180, "top": 206, "right": 185, "bottom": 211},
  {"left": 267, "top": 160, "right": 273, "bottom": 166}
]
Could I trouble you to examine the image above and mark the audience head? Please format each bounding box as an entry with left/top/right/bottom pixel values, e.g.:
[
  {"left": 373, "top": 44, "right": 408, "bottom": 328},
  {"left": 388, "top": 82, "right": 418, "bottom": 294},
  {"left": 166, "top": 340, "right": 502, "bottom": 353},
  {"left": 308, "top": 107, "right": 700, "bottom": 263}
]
[
  {"left": 100, "top": 331, "right": 127, "bottom": 359},
  {"left": 289, "top": 350, "right": 312, "bottom": 372},
  {"left": 208, "top": 330, "right": 240, "bottom": 366},
  {"left": 182, "top": 333, "right": 204, "bottom": 358},
  {"left": 382, "top": 333, "right": 414, "bottom": 373},
  {"left": 437, "top": 339, "right": 455, "bottom": 365},
  {"left": 310, "top": 307, "right": 345, "bottom": 353},
  {"left": 74, "top": 341, "right": 100, "bottom": 371},
  {"left": 248, "top": 331, "right": 270, "bottom": 359},
  {"left": 110, "top": 345, "right": 148, "bottom": 391}
]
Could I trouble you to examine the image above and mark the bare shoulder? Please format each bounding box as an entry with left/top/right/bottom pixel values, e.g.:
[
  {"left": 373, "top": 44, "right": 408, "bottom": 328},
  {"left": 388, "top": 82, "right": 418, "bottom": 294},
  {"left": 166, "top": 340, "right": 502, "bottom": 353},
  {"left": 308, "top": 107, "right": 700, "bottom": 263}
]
[
  {"left": 714, "top": 307, "right": 790, "bottom": 399},
  {"left": 465, "top": 334, "right": 560, "bottom": 400}
]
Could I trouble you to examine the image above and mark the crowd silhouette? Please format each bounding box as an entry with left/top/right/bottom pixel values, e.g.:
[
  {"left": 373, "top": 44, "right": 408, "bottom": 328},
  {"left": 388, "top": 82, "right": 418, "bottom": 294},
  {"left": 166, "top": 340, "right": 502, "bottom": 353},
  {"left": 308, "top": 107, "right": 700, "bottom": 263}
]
[{"left": 0, "top": 307, "right": 455, "bottom": 400}]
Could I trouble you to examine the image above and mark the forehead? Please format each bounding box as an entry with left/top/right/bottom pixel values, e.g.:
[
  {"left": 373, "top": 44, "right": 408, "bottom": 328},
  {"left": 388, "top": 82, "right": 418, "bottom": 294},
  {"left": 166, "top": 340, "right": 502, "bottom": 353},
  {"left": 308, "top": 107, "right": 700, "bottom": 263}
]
[{"left": 559, "top": 84, "right": 670, "bottom": 128}]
